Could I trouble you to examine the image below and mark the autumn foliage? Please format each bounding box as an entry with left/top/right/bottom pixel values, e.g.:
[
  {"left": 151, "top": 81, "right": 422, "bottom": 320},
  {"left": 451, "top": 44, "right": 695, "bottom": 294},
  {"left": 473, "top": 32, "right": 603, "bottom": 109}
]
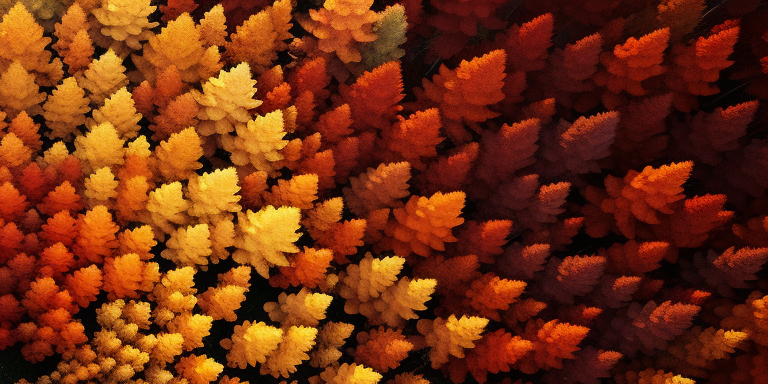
[{"left": 3, "top": 1, "right": 768, "bottom": 384}]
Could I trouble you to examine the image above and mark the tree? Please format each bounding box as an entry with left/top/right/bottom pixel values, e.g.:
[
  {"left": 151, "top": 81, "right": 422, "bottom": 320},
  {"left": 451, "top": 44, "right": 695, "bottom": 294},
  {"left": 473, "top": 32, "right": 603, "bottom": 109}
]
[{"left": 233, "top": 206, "right": 301, "bottom": 278}]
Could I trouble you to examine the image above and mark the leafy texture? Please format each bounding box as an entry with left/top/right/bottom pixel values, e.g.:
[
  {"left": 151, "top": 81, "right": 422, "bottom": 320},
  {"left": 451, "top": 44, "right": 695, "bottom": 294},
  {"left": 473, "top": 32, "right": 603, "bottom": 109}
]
[
  {"left": 233, "top": 206, "right": 301, "bottom": 278},
  {"left": 6, "top": 3, "right": 768, "bottom": 384}
]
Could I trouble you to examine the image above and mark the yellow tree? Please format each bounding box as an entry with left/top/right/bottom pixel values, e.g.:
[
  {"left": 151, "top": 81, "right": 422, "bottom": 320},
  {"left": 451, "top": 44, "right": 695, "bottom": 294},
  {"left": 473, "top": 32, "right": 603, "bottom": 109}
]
[
  {"left": 42, "top": 77, "right": 90, "bottom": 140},
  {"left": 77, "top": 49, "right": 129, "bottom": 106},
  {"left": 0, "top": 2, "right": 63, "bottom": 86},
  {"left": 161, "top": 224, "right": 213, "bottom": 268},
  {"left": 73, "top": 122, "right": 126, "bottom": 174},
  {"left": 417, "top": 315, "right": 488, "bottom": 368},
  {"left": 145, "top": 182, "right": 191, "bottom": 238},
  {"left": 372, "top": 277, "right": 437, "bottom": 327},
  {"left": 192, "top": 62, "right": 262, "bottom": 136},
  {"left": 90, "top": 87, "right": 142, "bottom": 140},
  {"left": 319, "top": 363, "right": 382, "bottom": 384},
  {"left": 261, "top": 326, "right": 318, "bottom": 378},
  {"left": 197, "top": 4, "right": 227, "bottom": 47},
  {"left": 84, "top": 167, "right": 119, "bottom": 209},
  {"left": 135, "top": 12, "right": 222, "bottom": 84},
  {"left": 222, "top": 321, "right": 283, "bottom": 369},
  {"left": 0, "top": 61, "right": 46, "bottom": 118},
  {"left": 233, "top": 205, "right": 301, "bottom": 278},
  {"left": 154, "top": 127, "right": 204, "bottom": 182},
  {"left": 186, "top": 167, "right": 242, "bottom": 222},
  {"left": 91, "top": 0, "right": 158, "bottom": 53},
  {"left": 339, "top": 253, "right": 405, "bottom": 314},
  {"left": 263, "top": 289, "right": 333, "bottom": 327},
  {"left": 220, "top": 109, "right": 287, "bottom": 175}
]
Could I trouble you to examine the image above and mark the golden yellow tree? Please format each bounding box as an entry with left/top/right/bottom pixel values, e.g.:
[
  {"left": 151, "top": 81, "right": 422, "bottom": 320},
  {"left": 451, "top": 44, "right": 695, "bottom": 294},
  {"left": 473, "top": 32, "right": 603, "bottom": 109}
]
[
  {"left": 145, "top": 182, "right": 191, "bottom": 238},
  {"left": 221, "top": 321, "right": 283, "bottom": 369},
  {"left": 154, "top": 127, "right": 204, "bottom": 182},
  {"left": 91, "top": 0, "right": 158, "bottom": 53},
  {"left": 233, "top": 205, "right": 302, "bottom": 278},
  {"left": 118, "top": 225, "right": 157, "bottom": 259},
  {"left": 90, "top": 87, "right": 142, "bottom": 140},
  {"left": 161, "top": 224, "right": 213, "bottom": 268},
  {"left": 186, "top": 167, "right": 242, "bottom": 222},
  {"left": 311, "top": 322, "right": 355, "bottom": 368},
  {"left": 339, "top": 253, "right": 405, "bottom": 312},
  {"left": 369, "top": 277, "right": 436, "bottom": 327},
  {"left": 319, "top": 363, "right": 382, "bottom": 384},
  {"left": 0, "top": 2, "right": 63, "bottom": 86},
  {"left": 73, "top": 122, "right": 126, "bottom": 174},
  {"left": 192, "top": 62, "right": 262, "bottom": 136},
  {"left": 135, "top": 12, "right": 222, "bottom": 84},
  {"left": 261, "top": 326, "right": 318, "bottom": 378},
  {"left": 208, "top": 217, "right": 236, "bottom": 264},
  {"left": 0, "top": 61, "right": 46, "bottom": 118},
  {"left": 175, "top": 354, "right": 223, "bottom": 384},
  {"left": 263, "top": 288, "right": 333, "bottom": 327},
  {"left": 197, "top": 4, "right": 227, "bottom": 47},
  {"left": 220, "top": 109, "right": 288, "bottom": 175},
  {"left": 42, "top": 77, "right": 90, "bottom": 140},
  {"left": 77, "top": 49, "right": 129, "bottom": 106},
  {"left": 84, "top": 167, "right": 119, "bottom": 209}
]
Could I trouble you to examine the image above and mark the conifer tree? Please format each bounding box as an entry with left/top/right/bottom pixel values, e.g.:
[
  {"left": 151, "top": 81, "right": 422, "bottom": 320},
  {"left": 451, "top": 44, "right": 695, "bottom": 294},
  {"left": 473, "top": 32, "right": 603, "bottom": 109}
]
[
  {"left": 91, "top": 0, "right": 158, "bottom": 52},
  {"left": 225, "top": 0, "right": 293, "bottom": 74},
  {"left": 197, "top": 5, "right": 227, "bottom": 47},
  {"left": 192, "top": 63, "right": 261, "bottom": 136},
  {"left": 136, "top": 13, "right": 221, "bottom": 84},
  {"left": 78, "top": 49, "right": 129, "bottom": 106},
  {"left": 593, "top": 28, "right": 670, "bottom": 108},
  {"left": 419, "top": 50, "right": 507, "bottom": 143},
  {"left": 90, "top": 87, "right": 142, "bottom": 140},
  {"left": 233, "top": 206, "right": 301, "bottom": 278},
  {"left": 0, "top": 2, "right": 62, "bottom": 86},
  {"left": 341, "top": 61, "right": 404, "bottom": 131},
  {"left": 417, "top": 315, "right": 489, "bottom": 369},
  {"left": 362, "top": 5, "right": 407, "bottom": 70},
  {"left": 154, "top": 127, "right": 204, "bottom": 182},
  {"left": 220, "top": 110, "right": 288, "bottom": 175},
  {"left": 42, "top": 77, "right": 90, "bottom": 140},
  {"left": 73, "top": 122, "right": 126, "bottom": 174},
  {"left": 298, "top": 0, "right": 379, "bottom": 64},
  {"left": 0, "top": 61, "right": 46, "bottom": 118}
]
